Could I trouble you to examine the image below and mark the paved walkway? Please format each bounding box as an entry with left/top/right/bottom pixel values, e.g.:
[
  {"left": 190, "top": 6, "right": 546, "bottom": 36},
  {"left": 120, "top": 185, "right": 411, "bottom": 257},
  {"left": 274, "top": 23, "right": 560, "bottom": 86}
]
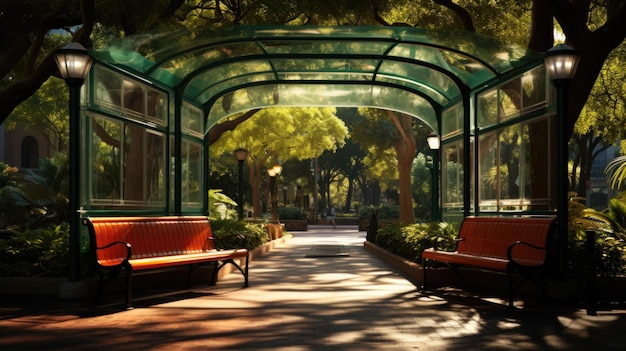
[{"left": 2, "top": 226, "right": 626, "bottom": 350}]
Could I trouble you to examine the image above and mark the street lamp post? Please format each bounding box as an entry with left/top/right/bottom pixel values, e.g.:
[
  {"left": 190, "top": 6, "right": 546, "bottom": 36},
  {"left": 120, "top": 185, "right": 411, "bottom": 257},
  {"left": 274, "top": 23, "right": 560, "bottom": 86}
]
[
  {"left": 55, "top": 42, "right": 93, "bottom": 298},
  {"left": 234, "top": 148, "right": 248, "bottom": 220},
  {"left": 267, "top": 163, "right": 283, "bottom": 223},
  {"left": 544, "top": 44, "right": 580, "bottom": 276},
  {"left": 427, "top": 132, "right": 441, "bottom": 222}
]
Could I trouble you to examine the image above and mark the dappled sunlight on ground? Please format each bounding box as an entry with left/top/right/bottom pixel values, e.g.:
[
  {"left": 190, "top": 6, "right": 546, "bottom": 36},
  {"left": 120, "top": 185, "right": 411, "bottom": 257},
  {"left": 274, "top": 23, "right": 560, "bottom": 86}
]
[{"left": 2, "top": 226, "right": 626, "bottom": 350}]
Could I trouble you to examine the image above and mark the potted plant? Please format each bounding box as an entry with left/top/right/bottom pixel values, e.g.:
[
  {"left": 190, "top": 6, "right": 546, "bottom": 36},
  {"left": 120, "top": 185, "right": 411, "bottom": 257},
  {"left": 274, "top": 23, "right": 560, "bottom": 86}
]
[{"left": 277, "top": 206, "right": 308, "bottom": 231}]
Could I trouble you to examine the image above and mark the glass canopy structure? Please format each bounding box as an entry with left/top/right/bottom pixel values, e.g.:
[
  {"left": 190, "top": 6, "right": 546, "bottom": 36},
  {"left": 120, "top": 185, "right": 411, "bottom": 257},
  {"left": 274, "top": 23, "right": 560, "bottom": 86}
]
[{"left": 82, "top": 26, "right": 555, "bottom": 223}]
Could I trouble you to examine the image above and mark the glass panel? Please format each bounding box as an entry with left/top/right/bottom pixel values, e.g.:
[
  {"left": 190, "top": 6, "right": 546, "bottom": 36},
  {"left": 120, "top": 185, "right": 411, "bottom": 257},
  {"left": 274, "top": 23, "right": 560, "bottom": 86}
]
[
  {"left": 199, "top": 60, "right": 274, "bottom": 88},
  {"left": 90, "top": 115, "right": 122, "bottom": 204},
  {"left": 146, "top": 89, "right": 166, "bottom": 122},
  {"left": 521, "top": 65, "right": 548, "bottom": 111},
  {"left": 194, "top": 73, "right": 278, "bottom": 102},
  {"left": 498, "top": 79, "right": 521, "bottom": 120},
  {"left": 476, "top": 114, "right": 553, "bottom": 213},
  {"left": 122, "top": 124, "right": 146, "bottom": 204},
  {"left": 121, "top": 125, "right": 167, "bottom": 207},
  {"left": 182, "top": 102, "right": 204, "bottom": 137},
  {"left": 145, "top": 131, "right": 166, "bottom": 204},
  {"left": 273, "top": 58, "right": 379, "bottom": 74},
  {"left": 499, "top": 124, "right": 522, "bottom": 203},
  {"left": 442, "top": 103, "right": 463, "bottom": 137},
  {"left": 94, "top": 66, "right": 166, "bottom": 126},
  {"left": 526, "top": 115, "right": 554, "bottom": 211},
  {"left": 88, "top": 114, "right": 166, "bottom": 209},
  {"left": 261, "top": 40, "right": 391, "bottom": 56},
  {"left": 378, "top": 60, "right": 458, "bottom": 102},
  {"left": 122, "top": 79, "right": 145, "bottom": 116},
  {"left": 181, "top": 140, "right": 202, "bottom": 208},
  {"left": 206, "top": 84, "right": 438, "bottom": 132},
  {"left": 442, "top": 140, "right": 464, "bottom": 207},
  {"left": 479, "top": 131, "right": 498, "bottom": 210},
  {"left": 94, "top": 65, "right": 123, "bottom": 113},
  {"left": 157, "top": 42, "right": 265, "bottom": 81},
  {"left": 477, "top": 89, "right": 498, "bottom": 128}
]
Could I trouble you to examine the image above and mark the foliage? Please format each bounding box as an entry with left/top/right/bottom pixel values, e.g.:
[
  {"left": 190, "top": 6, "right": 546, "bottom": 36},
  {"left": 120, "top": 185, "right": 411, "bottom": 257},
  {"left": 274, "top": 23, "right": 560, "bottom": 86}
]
[
  {"left": 569, "top": 194, "right": 626, "bottom": 278},
  {"left": 4, "top": 77, "right": 70, "bottom": 151},
  {"left": 605, "top": 155, "right": 626, "bottom": 190},
  {"left": 210, "top": 219, "right": 269, "bottom": 251},
  {"left": 277, "top": 206, "right": 306, "bottom": 219},
  {"left": 209, "top": 107, "right": 348, "bottom": 216},
  {"left": 358, "top": 205, "right": 399, "bottom": 220},
  {"left": 374, "top": 222, "right": 457, "bottom": 262},
  {"left": 412, "top": 153, "right": 433, "bottom": 221},
  {"left": 208, "top": 189, "right": 238, "bottom": 221},
  {"left": 0, "top": 223, "right": 82, "bottom": 277},
  {"left": 0, "top": 158, "right": 69, "bottom": 230}
]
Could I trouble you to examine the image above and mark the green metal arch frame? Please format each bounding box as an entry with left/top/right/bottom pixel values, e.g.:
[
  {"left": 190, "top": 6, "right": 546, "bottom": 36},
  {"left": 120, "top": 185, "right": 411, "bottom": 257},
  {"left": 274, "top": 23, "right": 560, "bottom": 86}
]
[
  {"left": 86, "top": 25, "right": 544, "bottom": 217},
  {"left": 92, "top": 26, "right": 541, "bottom": 137}
]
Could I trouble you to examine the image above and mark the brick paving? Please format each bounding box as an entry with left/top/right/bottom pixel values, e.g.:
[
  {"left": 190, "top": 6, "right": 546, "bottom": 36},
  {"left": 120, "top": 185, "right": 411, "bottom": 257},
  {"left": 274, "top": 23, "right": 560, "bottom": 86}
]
[{"left": 2, "top": 226, "right": 626, "bottom": 350}]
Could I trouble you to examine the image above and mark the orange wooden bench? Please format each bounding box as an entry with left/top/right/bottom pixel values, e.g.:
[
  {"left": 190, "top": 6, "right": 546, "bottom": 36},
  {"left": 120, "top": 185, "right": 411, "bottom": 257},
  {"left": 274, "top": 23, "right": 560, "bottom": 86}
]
[
  {"left": 421, "top": 216, "right": 556, "bottom": 308},
  {"left": 83, "top": 216, "right": 249, "bottom": 308}
]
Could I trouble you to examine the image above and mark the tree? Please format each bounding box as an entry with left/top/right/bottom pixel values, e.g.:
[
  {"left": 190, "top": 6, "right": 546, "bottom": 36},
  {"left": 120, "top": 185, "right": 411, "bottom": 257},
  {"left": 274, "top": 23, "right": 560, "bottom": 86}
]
[
  {"left": 572, "top": 43, "right": 626, "bottom": 198},
  {"left": 352, "top": 108, "right": 433, "bottom": 224},
  {"left": 4, "top": 77, "right": 69, "bottom": 152},
  {"left": 209, "top": 107, "right": 347, "bottom": 216},
  {"left": 4, "top": 0, "right": 626, "bottom": 218}
]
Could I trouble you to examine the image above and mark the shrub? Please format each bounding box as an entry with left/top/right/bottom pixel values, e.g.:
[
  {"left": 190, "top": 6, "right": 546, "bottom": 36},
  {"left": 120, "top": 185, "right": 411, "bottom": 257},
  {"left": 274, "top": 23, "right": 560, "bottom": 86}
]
[
  {"left": 0, "top": 158, "right": 69, "bottom": 231},
  {"left": 570, "top": 194, "right": 626, "bottom": 278},
  {"left": 358, "top": 205, "right": 399, "bottom": 220},
  {"left": 374, "top": 222, "right": 457, "bottom": 262},
  {"left": 0, "top": 223, "right": 89, "bottom": 277},
  {"left": 210, "top": 219, "right": 269, "bottom": 250},
  {"left": 277, "top": 206, "right": 306, "bottom": 219}
]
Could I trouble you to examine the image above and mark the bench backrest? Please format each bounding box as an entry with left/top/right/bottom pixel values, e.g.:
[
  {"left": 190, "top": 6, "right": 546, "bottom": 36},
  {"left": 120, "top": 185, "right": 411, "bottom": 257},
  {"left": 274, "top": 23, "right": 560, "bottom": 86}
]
[
  {"left": 83, "top": 216, "right": 215, "bottom": 266},
  {"left": 456, "top": 216, "right": 555, "bottom": 265}
]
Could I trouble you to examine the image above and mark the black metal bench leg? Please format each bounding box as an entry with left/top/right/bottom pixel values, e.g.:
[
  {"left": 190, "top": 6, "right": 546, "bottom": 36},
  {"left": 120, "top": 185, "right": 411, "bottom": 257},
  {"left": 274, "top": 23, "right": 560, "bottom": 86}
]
[
  {"left": 210, "top": 261, "right": 219, "bottom": 285},
  {"left": 125, "top": 268, "right": 133, "bottom": 310},
  {"left": 243, "top": 254, "right": 249, "bottom": 288},
  {"left": 421, "top": 258, "right": 428, "bottom": 290},
  {"left": 95, "top": 274, "right": 106, "bottom": 305},
  {"left": 507, "top": 271, "right": 515, "bottom": 310}
]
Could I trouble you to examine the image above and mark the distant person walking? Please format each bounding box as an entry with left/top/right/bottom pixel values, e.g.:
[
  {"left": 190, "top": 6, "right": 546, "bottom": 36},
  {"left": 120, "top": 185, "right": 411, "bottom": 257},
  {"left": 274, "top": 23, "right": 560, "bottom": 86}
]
[{"left": 327, "top": 205, "right": 336, "bottom": 229}]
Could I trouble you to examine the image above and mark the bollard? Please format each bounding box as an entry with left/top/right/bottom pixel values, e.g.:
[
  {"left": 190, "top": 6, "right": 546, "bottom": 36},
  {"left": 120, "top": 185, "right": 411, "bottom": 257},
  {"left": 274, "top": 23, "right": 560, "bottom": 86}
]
[{"left": 586, "top": 229, "right": 597, "bottom": 316}]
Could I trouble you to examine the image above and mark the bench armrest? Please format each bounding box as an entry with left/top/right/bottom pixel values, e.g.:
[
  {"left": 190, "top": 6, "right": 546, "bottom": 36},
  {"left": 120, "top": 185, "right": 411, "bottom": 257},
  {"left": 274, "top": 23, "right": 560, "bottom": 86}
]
[
  {"left": 96, "top": 241, "right": 132, "bottom": 265},
  {"left": 506, "top": 241, "right": 545, "bottom": 266}
]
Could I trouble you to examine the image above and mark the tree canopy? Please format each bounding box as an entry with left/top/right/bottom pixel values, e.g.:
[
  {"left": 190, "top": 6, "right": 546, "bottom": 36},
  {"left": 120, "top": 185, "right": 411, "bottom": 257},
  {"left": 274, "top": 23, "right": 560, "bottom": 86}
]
[
  {"left": 3, "top": 0, "right": 626, "bottom": 219},
  {"left": 209, "top": 106, "right": 347, "bottom": 215}
]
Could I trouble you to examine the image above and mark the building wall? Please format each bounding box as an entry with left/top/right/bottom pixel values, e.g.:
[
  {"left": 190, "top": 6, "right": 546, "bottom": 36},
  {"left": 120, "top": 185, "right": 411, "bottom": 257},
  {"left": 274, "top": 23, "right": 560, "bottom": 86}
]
[
  {"left": 0, "top": 122, "right": 54, "bottom": 168},
  {"left": 588, "top": 145, "right": 619, "bottom": 210}
]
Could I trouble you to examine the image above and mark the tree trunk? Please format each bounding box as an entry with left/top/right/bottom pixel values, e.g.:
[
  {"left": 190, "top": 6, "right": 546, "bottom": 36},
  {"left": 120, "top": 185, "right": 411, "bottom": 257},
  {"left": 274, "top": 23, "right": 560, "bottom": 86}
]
[{"left": 387, "top": 111, "right": 416, "bottom": 224}]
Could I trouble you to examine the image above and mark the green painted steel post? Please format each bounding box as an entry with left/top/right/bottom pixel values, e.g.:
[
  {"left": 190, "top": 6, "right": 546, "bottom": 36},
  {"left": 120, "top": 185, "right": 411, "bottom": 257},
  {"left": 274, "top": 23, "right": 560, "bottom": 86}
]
[
  {"left": 555, "top": 78, "right": 569, "bottom": 277},
  {"left": 68, "top": 80, "right": 82, "bottom": 282}
]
